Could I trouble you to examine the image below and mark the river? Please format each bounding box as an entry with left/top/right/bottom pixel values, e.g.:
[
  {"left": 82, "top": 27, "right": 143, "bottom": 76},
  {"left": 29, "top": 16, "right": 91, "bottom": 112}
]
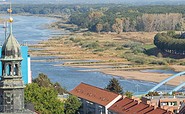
[{"left": 0, "top": 15, "right": 179, "bottom": 95}]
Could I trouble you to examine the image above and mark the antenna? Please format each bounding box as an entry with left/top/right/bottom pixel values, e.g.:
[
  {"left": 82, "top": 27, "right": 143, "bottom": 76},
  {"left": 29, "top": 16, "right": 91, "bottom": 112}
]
[
  {"left": 3, "top": 21, "right": 7, "bottom": 40},
  {"left": 7, "top": 0, "right": 13, "bottom": 34}
]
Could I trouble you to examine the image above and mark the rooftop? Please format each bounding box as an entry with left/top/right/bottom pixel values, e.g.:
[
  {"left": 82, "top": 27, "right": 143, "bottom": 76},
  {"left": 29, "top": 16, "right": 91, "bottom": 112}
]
[
  {"left": 70, "top": 82, "right": 120, "bottom": 106},
  {"left": 123, "top": 102, "right": 149, "bottom": 114},
  {"left": 144, "top": 95, "right": 185, "bottom": 100},
  {"left": 147, "top": 107, "right": 168, "bottom": 114},
  {"left": 109, "top": 97, "right": 133, "bottom": 113},
  {"left": 109, "top": 98, "right": 172, "bottom": 114}
]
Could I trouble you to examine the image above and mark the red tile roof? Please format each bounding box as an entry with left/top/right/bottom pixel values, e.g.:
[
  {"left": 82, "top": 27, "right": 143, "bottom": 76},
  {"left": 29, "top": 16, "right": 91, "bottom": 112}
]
[
  {"left": 108, "top": 98, "right": 171, "bottom": 114},
  {"left": 147, "top": 107, "right": 167, "bottom": 114},
  {"left": 179, "top": 105, "right": 185, "bottom": 114},
  {"left": 70, "top": 83, "right": 121, "bottom": 106},
  {"left": 123, "top": 102, "right": 149, "bottom": 114},
  {"left": 122, "top": 100, "right": 138, "bottom": 111},
  {"left": 137, "top": 106, "right": 154, "bottom": 114},
  {"left": 164, "top": 112, "right": 173, "bottom": 114},
  {"left": 109, "top": 97, "right": 134, "bottom": 113}
]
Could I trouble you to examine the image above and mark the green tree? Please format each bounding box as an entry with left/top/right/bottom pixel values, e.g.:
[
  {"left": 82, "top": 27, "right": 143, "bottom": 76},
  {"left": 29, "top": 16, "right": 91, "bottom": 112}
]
[
  {"left": 25, "top": 83, "right": 64, "bottom": 114},
  {"left": 33, "top": 73, "right": 67, "bottom": 94},
  {"left": 64, "top": 95, "right": 82, "bottom": 114},
  {"left": 167, "top": 30, "right": 175, "bottom": 37},
  {"left": 146, "top": 92, "right": 159, "bottom": 96},
  {"left": 96, "top": 23, "right": 103, "bottom": 33},
  {"left": 32, "top": 73, "right": 53, "bottom": 88},
  {"left": 124, "top": 91, "right": 133, "bottom": 98},
  {"left": 54, "top": 82, "right": 68, "bottom": 94},
  {"left": 105, "top": 78, "right": 123, "bottom": 94}
]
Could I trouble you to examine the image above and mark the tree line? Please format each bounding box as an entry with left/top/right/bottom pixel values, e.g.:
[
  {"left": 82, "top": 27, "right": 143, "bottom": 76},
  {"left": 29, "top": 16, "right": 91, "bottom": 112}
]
[
  {"left": 154, "top": 31, "right": 185, "bottom": 55},
  {"left": 1, "top": 4, "right": 185, "bottom": 32},
  {"left": 69, "top": 9, "right": 184, "bottom": 33}
]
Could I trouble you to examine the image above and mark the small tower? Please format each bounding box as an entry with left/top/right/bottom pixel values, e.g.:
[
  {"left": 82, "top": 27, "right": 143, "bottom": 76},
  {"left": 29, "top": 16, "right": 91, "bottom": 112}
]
[
  {"left": 0, "top": 11, "right": 25, "bottom": 113},
  {"left": 0, "top": 2, "right": 34, "bottom": 113}
]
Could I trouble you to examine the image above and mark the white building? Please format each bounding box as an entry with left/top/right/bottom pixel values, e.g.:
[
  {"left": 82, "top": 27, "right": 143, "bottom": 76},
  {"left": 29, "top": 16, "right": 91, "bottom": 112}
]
[{"left": 70, "top": 83, "right": 122, "bottom": 114}]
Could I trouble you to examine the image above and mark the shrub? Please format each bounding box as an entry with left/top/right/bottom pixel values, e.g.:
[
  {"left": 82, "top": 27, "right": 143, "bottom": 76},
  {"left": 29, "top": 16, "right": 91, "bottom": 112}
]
[
  {"left": 115, "top": 46, "right": 124, "bottom": 50},
  {"left": 82, "top": 42, "right": 100, "bottom": 49},
  {"left": 149, "top": 60, "right": 167, "bottom": 65},
  {"left": 93, "top": 48, "right": 105, "bottom": 52},
  {"left": 123, "top": 42, "right": 142, "bottom": 48},
  {"left": 104, "top": 42, "right": 116, "bottom": 47},
  {"left": 69, "top": 37, "right": 81, "bottom": 43},
  {"left": 157, "top": 52, "right": 163, "bottom": 58},
  {"left": 83, "top": 32, "right": 92, "bottom": 36}
]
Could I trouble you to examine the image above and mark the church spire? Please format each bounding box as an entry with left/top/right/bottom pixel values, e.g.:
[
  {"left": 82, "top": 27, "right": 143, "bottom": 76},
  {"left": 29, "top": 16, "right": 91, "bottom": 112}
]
[
  {"left": 7, "top": 0, "right": 13, "bottom": 35},
  {"left": 1, "top": 1, "right": 21, "bottom": 59}
]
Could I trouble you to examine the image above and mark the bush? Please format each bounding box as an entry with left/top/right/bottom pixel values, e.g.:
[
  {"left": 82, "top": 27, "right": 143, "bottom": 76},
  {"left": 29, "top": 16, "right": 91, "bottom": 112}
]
[
  {"left": 157, "top": 52, "right": 163, "bottom": 58},
  {"left": 83, "top": 32, "right": 92, "bottom": 36},
  {"left": 104, "top": 42, "right": 116, "bottom": 47},
  {"left": 93, "top": 48, "right": 105, "bottom": 52},
  {"left": 115, "top": 46, "right": 124, "bottom": 50},
  {"left": 149, "top": 60, "right": 167, "bottom": 65},
  {"left": 69, "top": 37, "right": 81, "bottom": 43},
  {"left": 132, "top": 46, "right": 145, "bottom": 54},
  {"left": 180, "top": 62, "right": 185, "bottom": 65},
  {"left": 83, "top": 42, "right": 100, "bottom": 49},
  {"left": 167, "top": 30, "right": 175, "bottom": 37},
  {"left": 123, "top": 42, "right": 142, "bottom": 48}
]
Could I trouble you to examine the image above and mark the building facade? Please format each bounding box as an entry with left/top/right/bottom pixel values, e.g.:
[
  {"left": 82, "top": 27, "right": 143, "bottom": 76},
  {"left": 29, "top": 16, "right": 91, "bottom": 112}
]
[
  {"left": 70, "top": 83, "right": 122, "bottom": 114},
  {"left": 142, "top": 96, "right": 185, "bottom": 114},
  {"left": 71, "top": 83, "right": 172, "bottom": 114}
]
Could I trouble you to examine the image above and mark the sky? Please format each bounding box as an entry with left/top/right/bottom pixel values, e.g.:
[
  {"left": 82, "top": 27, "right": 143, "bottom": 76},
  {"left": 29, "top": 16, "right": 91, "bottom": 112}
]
[{"left": 9, "top": 0, "right": 185, "bottom": 5}]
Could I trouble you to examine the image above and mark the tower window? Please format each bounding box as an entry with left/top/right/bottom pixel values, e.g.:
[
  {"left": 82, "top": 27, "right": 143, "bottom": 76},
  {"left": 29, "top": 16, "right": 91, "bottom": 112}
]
[
  {"left": 14, "top": 64, "right": 18, "bottom": 76},
  {"left": 6, "top": 64, "right": 12, "bottom": 76}
]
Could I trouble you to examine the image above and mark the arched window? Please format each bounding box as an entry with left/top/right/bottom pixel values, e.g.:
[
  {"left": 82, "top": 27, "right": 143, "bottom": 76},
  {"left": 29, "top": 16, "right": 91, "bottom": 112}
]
[
  {"left": 6, "top": 64, "right": 11, "bottom": 76},
  {"left": 14, "top": 64, "right": 18, "bottom": 76}
]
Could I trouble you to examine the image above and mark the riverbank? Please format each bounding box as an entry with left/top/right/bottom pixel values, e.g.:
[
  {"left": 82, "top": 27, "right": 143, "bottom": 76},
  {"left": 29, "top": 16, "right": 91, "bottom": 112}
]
[{"left": 29, "top": 18, "right": 185, "bottom": 87}]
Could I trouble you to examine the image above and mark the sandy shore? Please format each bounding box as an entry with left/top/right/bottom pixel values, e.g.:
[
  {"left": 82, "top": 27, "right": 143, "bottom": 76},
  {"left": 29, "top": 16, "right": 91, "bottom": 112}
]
[{"left": 63, "top": 63, "right": 185, "bottom": 86}]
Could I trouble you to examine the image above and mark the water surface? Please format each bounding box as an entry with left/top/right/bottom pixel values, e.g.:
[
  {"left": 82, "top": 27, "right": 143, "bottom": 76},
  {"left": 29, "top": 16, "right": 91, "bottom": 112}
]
[{"left": 0, "top": 15, "right": 180, "bottom": 95}]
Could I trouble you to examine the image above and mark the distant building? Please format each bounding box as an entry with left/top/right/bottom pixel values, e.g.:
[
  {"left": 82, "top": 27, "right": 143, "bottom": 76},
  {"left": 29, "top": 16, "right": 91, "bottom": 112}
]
[
  {"left": 142, "top": 95, "right": 185, "bottom": 114},
  {"left": 108, "top": 97, "right": 172, "bottom": 114},
  {"left": 70, "top": 83, "right": 122, "bottom": 114},
  {"left": 71, "top": 83, "right": 173, "bottom": 114}
]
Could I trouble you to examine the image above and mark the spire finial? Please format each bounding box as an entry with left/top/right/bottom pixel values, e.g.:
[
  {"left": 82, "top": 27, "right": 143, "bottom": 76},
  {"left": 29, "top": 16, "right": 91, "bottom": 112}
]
[{"left": 7, "top": 0, "right": 13, "bottom": 34}]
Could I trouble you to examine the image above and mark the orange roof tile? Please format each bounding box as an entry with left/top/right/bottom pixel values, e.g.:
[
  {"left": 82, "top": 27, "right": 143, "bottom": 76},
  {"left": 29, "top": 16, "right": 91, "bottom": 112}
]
[
  {"left": 137, "top": 106, "right": 154, "bottom": 114},
  {"left": 164, "top": 112, "right": 173, "bottom": 114},
  {"left": 121, "top": 100, "right": 138, "bottom": 111},
  {"left": 123, "top": 102, "right": 149, "bottom": 114},
  {"left": 109, "top": 97, "right": 134, "bottom": 113},
  {"left": 179, "top": 105, "right": 185, "bottom": 114},
  {"left": 147, "top": 107, "right": 167, "bottom": 114},
  {"left": 70, "top": 83, "right": 120, "bottom": 106}
]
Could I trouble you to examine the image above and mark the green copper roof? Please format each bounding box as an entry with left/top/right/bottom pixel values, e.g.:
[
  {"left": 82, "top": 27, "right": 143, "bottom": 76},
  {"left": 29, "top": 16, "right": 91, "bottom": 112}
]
[{"left": 1, "top": 33, "right": 21, "bottom": 59}]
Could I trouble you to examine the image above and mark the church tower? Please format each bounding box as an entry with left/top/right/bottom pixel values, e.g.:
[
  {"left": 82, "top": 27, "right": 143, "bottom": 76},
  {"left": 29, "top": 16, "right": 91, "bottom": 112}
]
[
  {"left": 0, "top": 10, "right": 25, "bottom": 113},
  {"left": 0, "top": 2, "right": 36, "bottom": 113}
]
